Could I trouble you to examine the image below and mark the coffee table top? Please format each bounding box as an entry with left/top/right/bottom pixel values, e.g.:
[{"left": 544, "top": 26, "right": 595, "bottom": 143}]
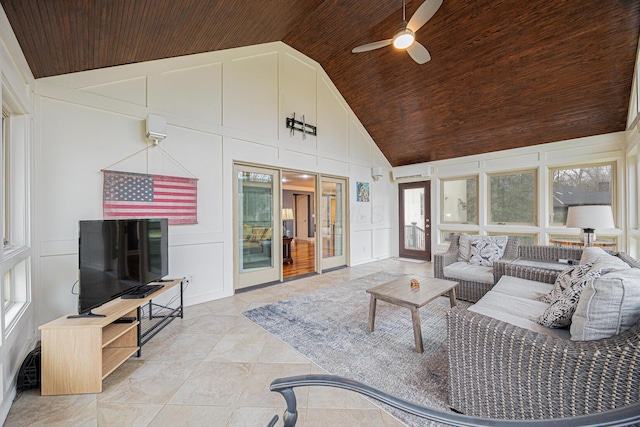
[{"left": 366, "top": 275, "right": 458, "bottom": 308}]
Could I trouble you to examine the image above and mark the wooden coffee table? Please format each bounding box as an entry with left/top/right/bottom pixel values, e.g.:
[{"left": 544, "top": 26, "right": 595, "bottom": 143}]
[{"left": 366, "top": 275, "right": 458, "bottom": 353}]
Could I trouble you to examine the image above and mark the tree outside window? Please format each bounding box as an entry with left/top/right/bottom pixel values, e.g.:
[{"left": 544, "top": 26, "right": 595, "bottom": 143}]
[
  {"left": 551, "top": 163, "right": 614, "bottom": 225},
  {"left": 488, "top": 170, "right": 537, "bottom": 225}
]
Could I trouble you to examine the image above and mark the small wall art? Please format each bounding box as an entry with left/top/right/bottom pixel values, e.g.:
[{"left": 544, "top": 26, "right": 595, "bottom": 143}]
[{"left": 356, "top": 181, "right": 370, "bottom": 202}]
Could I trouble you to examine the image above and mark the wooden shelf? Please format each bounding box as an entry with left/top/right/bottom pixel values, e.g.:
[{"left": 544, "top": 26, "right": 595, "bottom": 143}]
[
  {"left": 102, "top": 321, "right": 138, "bottom": 347},
  {"left": 39, "top": 278, "right": 183, "bottom": 395},
  {"left": 102, "top": 347, "right": 139, "bottom": 379}
]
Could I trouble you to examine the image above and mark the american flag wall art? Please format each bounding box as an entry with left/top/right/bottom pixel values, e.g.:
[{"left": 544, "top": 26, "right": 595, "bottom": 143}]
[{"left": 103, "top": 170, "right": 198, "bottom": 225}]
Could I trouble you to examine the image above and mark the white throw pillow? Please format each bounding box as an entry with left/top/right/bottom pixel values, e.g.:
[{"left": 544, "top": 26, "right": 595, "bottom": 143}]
[
  {"left": 539, "top": 263, "right": 593, "bottom": 303},
  {"left": 468, "top": 236, "right": 508, "bottom": 267},
  {"left": 457, "top": 234, "right": 472, "bottom": 262},
  {"left": 580, "top": 247, "right": 631, "bottom": 272},
  {"left": 570, "top": 268, "right": 640, "bottom": 341},
  {"left": 536, "top": 269, "right": 602, "bottom": 328}
]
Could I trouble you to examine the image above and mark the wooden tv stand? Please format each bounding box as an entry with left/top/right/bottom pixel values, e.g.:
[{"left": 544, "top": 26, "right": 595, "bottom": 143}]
[{"left": 39, "top": 278, "right": 183, "bottom": 395}]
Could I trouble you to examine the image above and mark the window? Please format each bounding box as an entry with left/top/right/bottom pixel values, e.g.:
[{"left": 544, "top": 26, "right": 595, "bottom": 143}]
[
  {"left": 488, "top": 170, "right": 537, "bottom": 225},
  {"left": 3, "top": 270, "right": 9, "bottom": 309},
  {"left": 3, "top": 260, "right": 26, "bottom": 311},
  {"left": 550, "top": 163, "right": 614, "bottom": 225},
  {"left": 487, "top": 232, "right": 537, "bottom": 245},
  {"left": 441, "top": 176, "right": 478, "bottom": 224},
  {"left": 440, "top": 231, "right": 478, "bottom": 242},
  {"left": 1, "top": 87, "right": 31, "bottom": 326}
]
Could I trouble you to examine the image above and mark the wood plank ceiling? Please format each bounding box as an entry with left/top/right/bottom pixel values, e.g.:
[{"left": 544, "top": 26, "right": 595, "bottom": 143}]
[{"left": 2, "top": 0, "right": 639, "bottom": 166}]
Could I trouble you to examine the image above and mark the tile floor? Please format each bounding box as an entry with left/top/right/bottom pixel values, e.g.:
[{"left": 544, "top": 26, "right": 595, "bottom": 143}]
[{"left": 6, "top": 258, "right": 435, "bottom": 427}]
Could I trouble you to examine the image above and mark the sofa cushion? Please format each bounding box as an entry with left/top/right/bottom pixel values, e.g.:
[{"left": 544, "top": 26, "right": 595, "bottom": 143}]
[
  {"left": 468, "top": 236, "right": 508, "bottom": 267},
  {"left": 539, "top": 263, "right": 593, "bottom": 303},
  {"left": 457, "top": 234, "right": 472, "bottom": 262},
  {"left": 536, "top": 269, "right": 602, "bottom": 328},
  {"left": 570, "top": 268, "right": 640, "bottom": 341},
  {"left": 470, "top": 276, "right": 570, "bottom": 339},
  {"left": 491, "top": 275, "right": 554, "bottom": 300},
  {"left": 443, "top": 261, "right": 494, "bottom": 285},
  {"left": 580, "top": 247, "right": 631, "bottom": 272}
]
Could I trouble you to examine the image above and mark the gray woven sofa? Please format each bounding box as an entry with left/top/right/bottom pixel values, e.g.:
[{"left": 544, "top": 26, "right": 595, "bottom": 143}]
[
  {"left": 434, "top": 234, "right": 519, "bottom": 302},
  {"left": 448, "top": 246, "right": 640, "bottom": 420},
  {"left": 266, "top": 244, "right": 640, "bottom": 426}
]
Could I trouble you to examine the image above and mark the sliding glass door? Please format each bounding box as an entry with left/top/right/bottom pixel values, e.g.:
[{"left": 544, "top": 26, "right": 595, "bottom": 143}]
[
  {"left": 234, "top": 164, "right": 280, "bottom": 289},
  {"left": 320, "top": 177, "right": 347, "bottom": 270}
]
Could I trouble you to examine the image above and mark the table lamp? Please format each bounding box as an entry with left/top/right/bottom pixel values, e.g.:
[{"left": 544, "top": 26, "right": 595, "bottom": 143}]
[
  {"left": 282, "top": 208, "right": 294, "bottom": 237},
  {"left": 565, "top": 205, "right": 615, "bottom": 246}
]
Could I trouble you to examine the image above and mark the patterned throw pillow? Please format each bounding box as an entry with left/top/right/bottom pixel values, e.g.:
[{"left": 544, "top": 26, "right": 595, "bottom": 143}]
[
  {"left": 468, "top": 236, "right": 508, "bottom": 267},
  {"left": 539, "top": 263, "right": 593, "bottom": 303},
  {"left": 536, "top": 269, "right": 602, "bottom": 328}
]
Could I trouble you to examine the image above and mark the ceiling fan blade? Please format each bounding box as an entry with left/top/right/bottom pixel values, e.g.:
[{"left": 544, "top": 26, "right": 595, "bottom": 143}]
[
  {"left": 352, "top": 39, "right": 393, "bottom": 53},
  {"left": 407, "top": 41, "right": 431, "bottom": 64},
  {"left": 407, "top": 0, "right": 443, "bottom": 33}
]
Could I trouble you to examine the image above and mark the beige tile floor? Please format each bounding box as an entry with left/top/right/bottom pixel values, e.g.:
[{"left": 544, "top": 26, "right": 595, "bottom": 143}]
[{"left": 6, "top": 258, "right": 434, "bottom": 427}]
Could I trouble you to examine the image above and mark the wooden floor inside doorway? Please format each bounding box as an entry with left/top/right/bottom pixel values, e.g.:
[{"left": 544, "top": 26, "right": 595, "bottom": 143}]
[{"left": 283, "top": 239, "right": 315, "bottom": 279}]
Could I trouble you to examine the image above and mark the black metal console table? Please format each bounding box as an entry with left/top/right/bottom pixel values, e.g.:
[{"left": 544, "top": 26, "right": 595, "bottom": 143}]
[{"left": 136, "top": 280, "right": 184, "bottom": 356}]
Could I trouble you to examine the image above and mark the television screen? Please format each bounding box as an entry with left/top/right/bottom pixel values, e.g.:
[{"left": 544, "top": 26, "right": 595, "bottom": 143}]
[{"left": 77, "top": 218, "right": 168, "bottom": 315}]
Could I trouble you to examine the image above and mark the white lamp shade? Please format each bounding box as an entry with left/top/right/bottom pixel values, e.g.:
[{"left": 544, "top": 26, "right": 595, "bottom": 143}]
[
  {"left": 282, "top": 208, "right": 294, "bottom": 220},
  {"left": 565, "top": 205, "right": 615, "bottom": 230}
]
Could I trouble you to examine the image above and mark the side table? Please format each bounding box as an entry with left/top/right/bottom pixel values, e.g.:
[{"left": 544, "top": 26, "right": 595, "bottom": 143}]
[
  {"left": 550, "top": 238, "right": 616, "bottom": 249},
  {"left": 283, "top": 237, "right": 293, "bottom": 264}
]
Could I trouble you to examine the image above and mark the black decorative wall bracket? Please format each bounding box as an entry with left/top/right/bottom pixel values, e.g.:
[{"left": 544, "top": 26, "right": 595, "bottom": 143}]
[{"left": 286, "top": 113, "right": 317, "bottom": 139}]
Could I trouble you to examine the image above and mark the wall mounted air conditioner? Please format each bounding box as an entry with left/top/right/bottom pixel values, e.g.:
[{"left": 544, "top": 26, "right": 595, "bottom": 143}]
[
  {"left": 391, "top": 163, "right": 432, "bottom": 180},
  {"left": 146, "top": 113, "right": 167, "bottom": 142}
]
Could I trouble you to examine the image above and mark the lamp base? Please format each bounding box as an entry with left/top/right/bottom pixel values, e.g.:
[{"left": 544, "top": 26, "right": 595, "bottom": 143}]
[{"left": 581, "top": 228, "right": 595, "bottom": 247}]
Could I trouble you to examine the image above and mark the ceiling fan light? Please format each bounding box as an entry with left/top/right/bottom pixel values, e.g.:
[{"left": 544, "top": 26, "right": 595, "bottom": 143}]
[{"left": 393, "top": 28, "right": 414, "bottom": 49}]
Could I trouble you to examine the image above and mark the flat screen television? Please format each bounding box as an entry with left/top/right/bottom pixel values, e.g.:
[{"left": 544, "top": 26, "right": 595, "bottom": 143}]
[{"left": 76, "top": 218, "right": 168, "bottom": 316}]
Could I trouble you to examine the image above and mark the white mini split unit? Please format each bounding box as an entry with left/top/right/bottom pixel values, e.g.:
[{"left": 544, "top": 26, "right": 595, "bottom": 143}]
[
  {"left": 146, "top": 114, "right": 167, "bottom": 144},
  {"left": 391, "top": 163, "right": 432, "bottom": 180}
]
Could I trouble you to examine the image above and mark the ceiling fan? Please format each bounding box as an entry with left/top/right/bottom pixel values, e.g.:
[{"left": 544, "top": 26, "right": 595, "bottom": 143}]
[{"left": 352, "top": 0, "right": 443, "bottom": 64}]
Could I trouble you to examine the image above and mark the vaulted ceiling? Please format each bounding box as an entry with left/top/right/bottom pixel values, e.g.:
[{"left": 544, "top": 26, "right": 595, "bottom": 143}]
[{"left": 2, "top": 0, "right": 639, "bottom": 166}]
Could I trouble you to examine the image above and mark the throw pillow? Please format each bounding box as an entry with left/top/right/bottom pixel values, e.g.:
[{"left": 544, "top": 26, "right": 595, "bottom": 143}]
[
  {"left": 539, "top": 263, "right": 593, "bottom": 303},
  {"left": 457, "top": 234, "right": 472, "bottom": 262},
  {"left": 536, "top": 269, "right": 602, "bottom": 328},
  {"left": 249, "top": 227, "right": 265, "bottom": 242},
  {"left": 468, "top": 236, "right": 508, "bottom": 267},
  {"left": 580, "top": 247, "right": 631, "bottom": 272},
  {"left": 262, "top": 227, "right": 272, "bottom": 240},
  {"left": 570, "top": 268, "right": 640, "bottom": 341}
]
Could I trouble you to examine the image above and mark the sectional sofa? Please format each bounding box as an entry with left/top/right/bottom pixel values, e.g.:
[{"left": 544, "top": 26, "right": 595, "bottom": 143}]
[{"left": 448, "top": 245, "right": 640, "bottom": 419}]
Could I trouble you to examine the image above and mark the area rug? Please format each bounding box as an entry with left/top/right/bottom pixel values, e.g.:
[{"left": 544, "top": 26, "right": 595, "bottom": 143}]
[{"left": 243, "top": 271, "right": 471, "bottom": 427}]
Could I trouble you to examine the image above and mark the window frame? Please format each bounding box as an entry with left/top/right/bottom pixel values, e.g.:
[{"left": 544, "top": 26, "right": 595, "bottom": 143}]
[
  {"left": 2, "top": 109, "right": 9, "bottom": 248},
  {"left": 1, "top": 82, "right": 31, "bottom": 328}
]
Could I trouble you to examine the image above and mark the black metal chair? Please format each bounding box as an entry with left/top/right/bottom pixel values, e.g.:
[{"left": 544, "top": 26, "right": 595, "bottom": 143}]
[{"left": 267, "top": 374, "right": 640, "bottom": 427}]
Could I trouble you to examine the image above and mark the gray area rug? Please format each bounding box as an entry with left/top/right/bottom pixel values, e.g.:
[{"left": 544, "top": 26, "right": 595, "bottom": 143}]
[{"left": 243, "top": 271, "right": 471, "bottom": 426}]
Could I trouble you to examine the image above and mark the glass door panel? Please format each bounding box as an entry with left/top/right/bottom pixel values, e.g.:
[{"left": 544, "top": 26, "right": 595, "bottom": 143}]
[
  {"left": 235, "top": 165, "right": 280, "bottom": 289},
  {"left": 399, "top": 181, "right": 431, "bottom": 260},
  {"left": 320, "top": 177, "right": 346, "bottom": 270}
]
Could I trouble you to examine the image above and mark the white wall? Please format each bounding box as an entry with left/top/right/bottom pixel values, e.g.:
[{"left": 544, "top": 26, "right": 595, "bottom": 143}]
[{"left": 33, "top": 42, "right": 395, "bottom": 326}]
